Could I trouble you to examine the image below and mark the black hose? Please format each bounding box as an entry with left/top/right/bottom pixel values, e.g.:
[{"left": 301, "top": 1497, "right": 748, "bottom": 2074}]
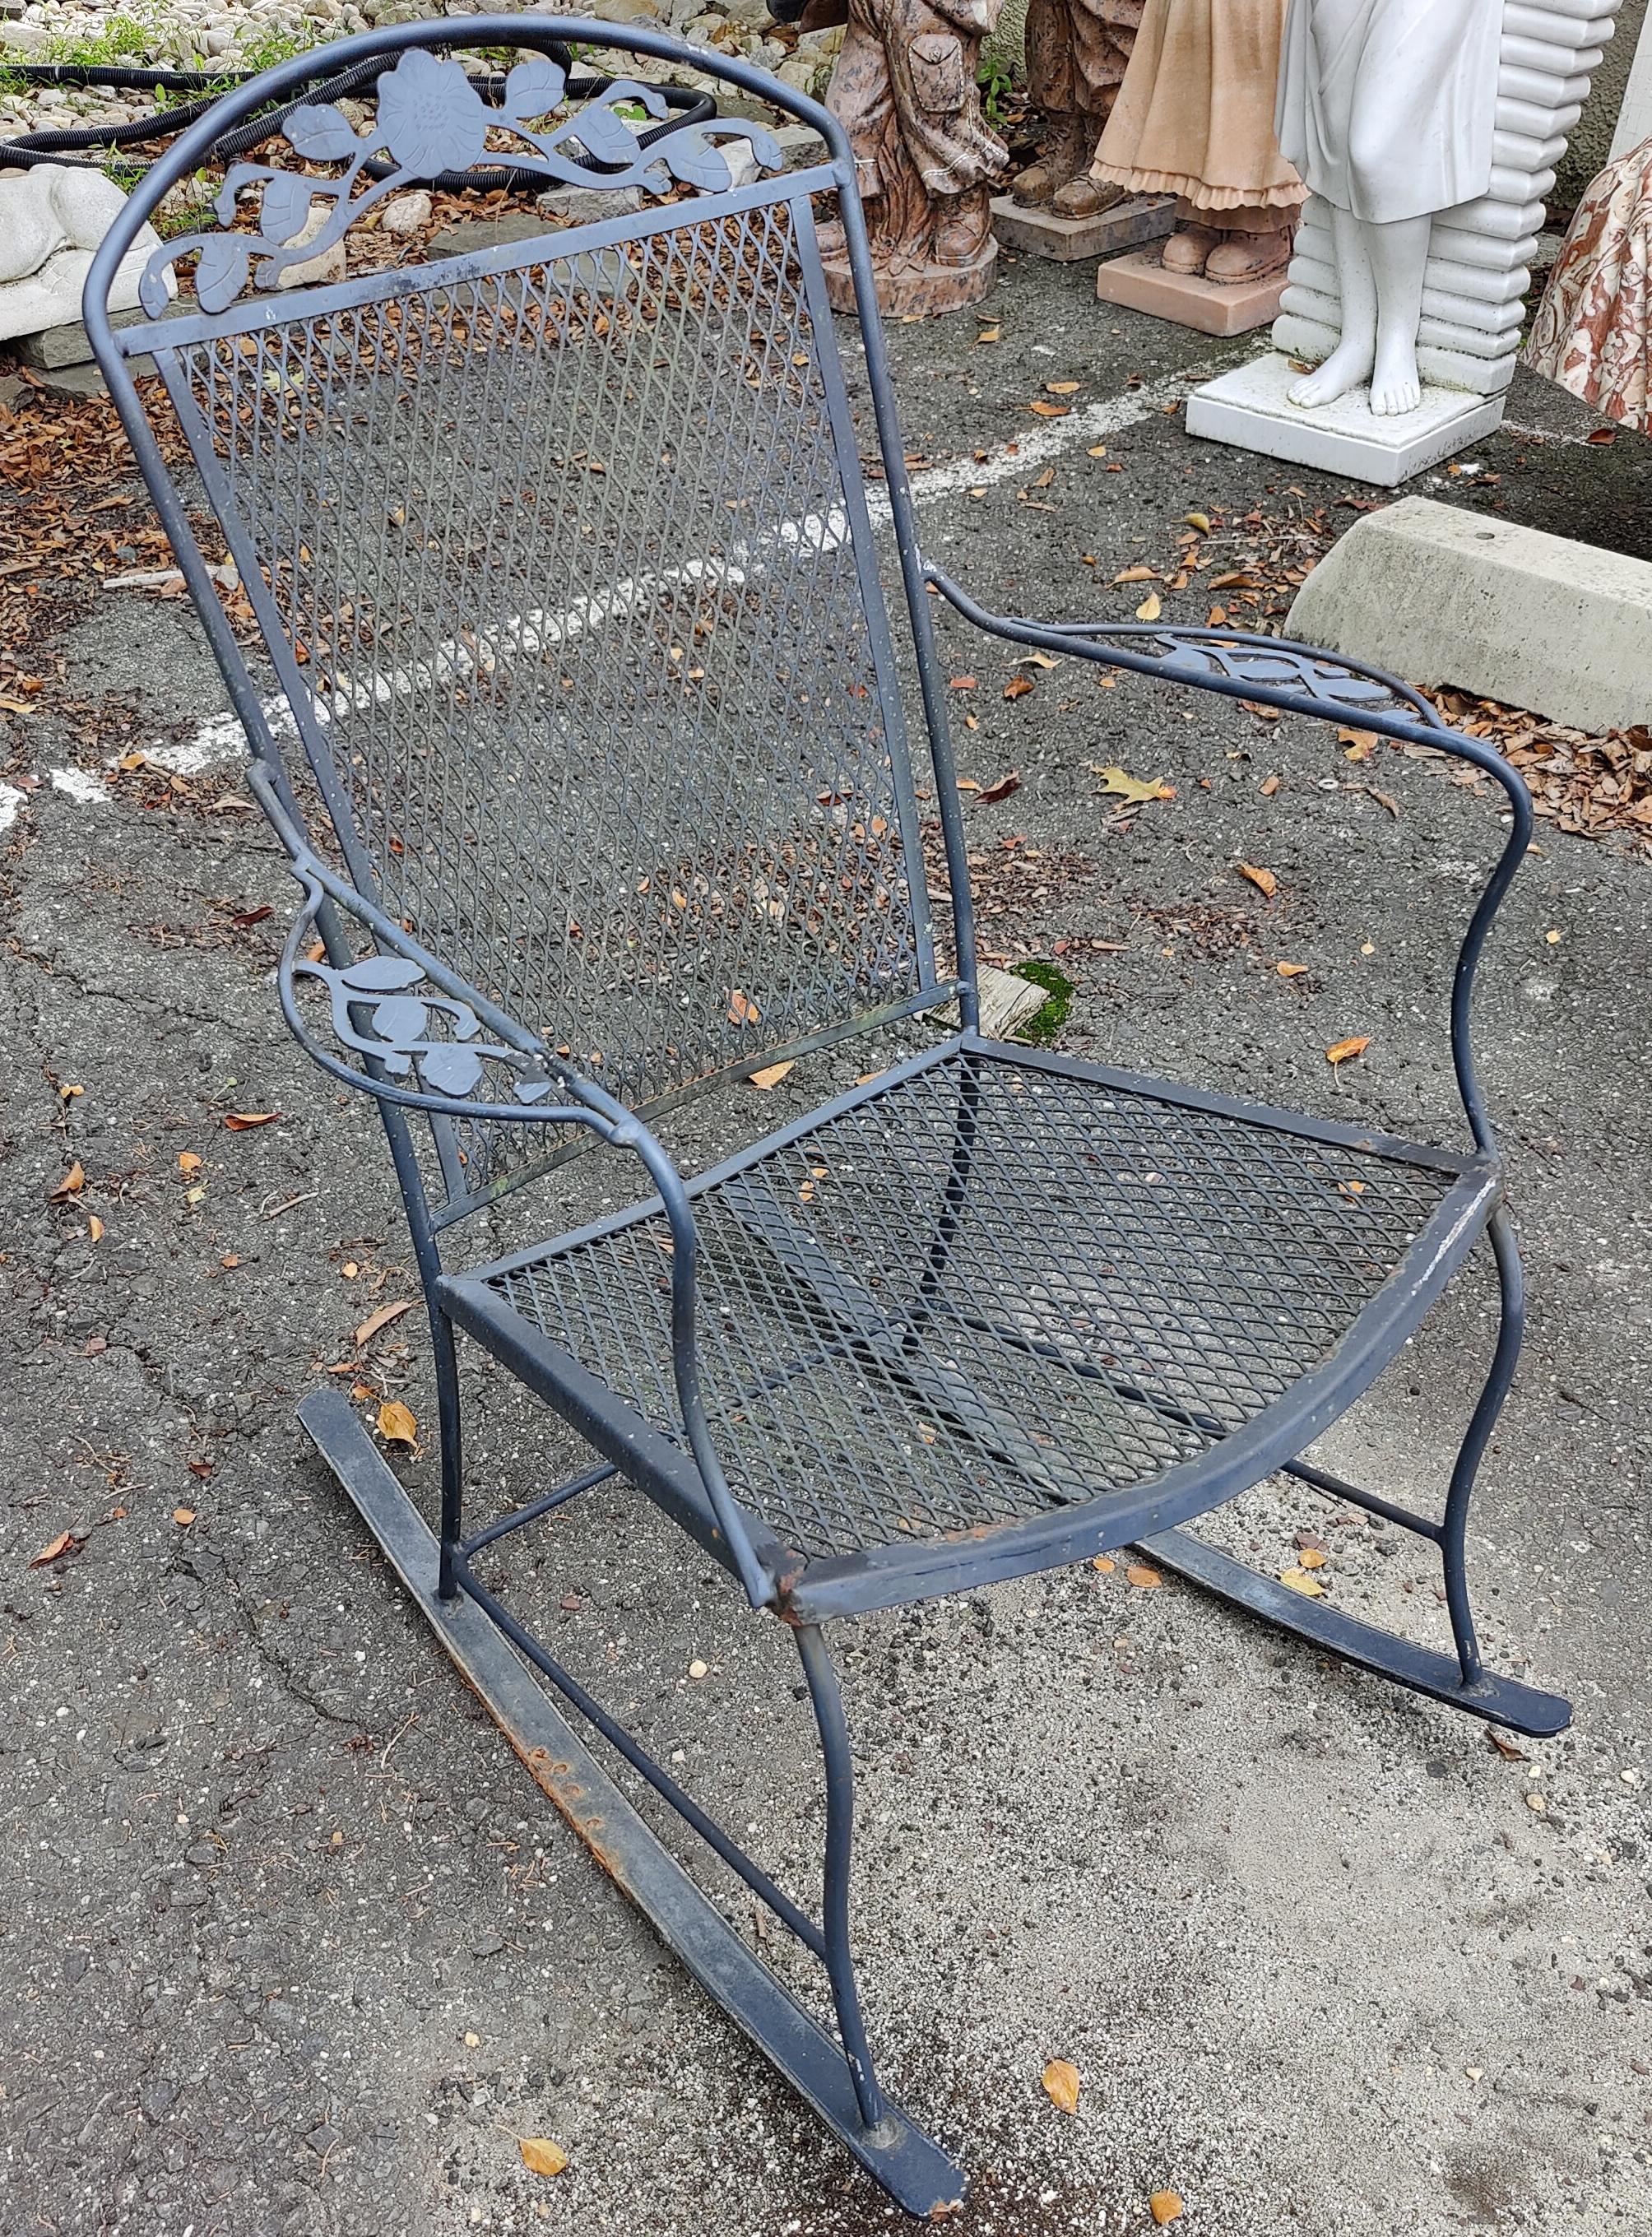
[{"left": 0, "top": 44, "right": 717, "bottom": 192}]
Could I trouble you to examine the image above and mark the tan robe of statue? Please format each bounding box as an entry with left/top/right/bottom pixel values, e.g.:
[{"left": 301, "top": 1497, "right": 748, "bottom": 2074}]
[{"left": 1093, "top": 0, "right": 1304, "bottom": 217}]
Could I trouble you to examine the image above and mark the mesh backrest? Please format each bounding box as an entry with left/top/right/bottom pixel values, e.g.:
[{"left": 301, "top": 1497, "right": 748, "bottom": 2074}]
[{"left": 162, "top": 193, "right": 932, "bottom": 1152}]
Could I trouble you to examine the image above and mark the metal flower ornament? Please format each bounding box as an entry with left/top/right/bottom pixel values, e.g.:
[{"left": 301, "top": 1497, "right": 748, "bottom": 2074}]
[{"left": 140, "top": 49, "right": 782, "bottom": 316}]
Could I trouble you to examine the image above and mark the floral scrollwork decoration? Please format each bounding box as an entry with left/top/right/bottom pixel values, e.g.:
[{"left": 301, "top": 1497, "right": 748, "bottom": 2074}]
[
  {"left": 295, "top": 950, "right": 557, "bottom": 1106},
  {"left": 141, "top": 49, "right": 784, "bottom": 317}
]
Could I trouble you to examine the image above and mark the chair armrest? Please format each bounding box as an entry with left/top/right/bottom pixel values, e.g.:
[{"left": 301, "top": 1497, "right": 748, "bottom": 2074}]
[
  {"left": 248, "top": 763, "right": 781, "bottom": 1611},
  {"left": 926, "top": 565, "right": 1528, "bottom": 783},
  {"left": 926, "top": 569, "right": 1533, "bottom": 1162}
]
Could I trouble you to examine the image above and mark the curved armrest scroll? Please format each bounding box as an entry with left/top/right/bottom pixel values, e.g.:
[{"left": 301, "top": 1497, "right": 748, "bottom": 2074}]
[{"left": 252, "top": 766, "right": 780, "bottom": 1610}]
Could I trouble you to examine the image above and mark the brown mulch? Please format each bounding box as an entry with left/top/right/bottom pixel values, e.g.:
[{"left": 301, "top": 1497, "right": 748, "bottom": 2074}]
[{"left": 1425, "top": 689, "right": 1652, "bottom": 856}]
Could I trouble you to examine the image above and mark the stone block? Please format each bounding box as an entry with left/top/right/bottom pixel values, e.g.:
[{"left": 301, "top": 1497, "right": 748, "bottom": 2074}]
[
  {"left": 12, "top": 304, "right": 150, "bottom": 371},
  {"left": 1095, "top": 252, "right": 1286, "bottom": 336},
  {"left": 989, "top": 193, "right": 1176, "bottom": 264},
  {"left": 1283, "top": 494, "right": 1652, "bottom": 732}
]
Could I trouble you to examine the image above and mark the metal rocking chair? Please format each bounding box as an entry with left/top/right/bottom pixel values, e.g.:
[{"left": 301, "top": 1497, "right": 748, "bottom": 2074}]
[{"left": 89, "top": 21, "right": 1571, "bottom": 2212}]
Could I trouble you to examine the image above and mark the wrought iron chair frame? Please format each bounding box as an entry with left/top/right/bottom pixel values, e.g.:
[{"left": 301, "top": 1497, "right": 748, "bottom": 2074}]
[{"left": 88, "top": 23, "right": 1571, "bottom": 2212}]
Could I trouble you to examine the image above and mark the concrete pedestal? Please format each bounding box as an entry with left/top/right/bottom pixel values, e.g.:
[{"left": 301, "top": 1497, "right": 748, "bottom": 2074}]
[
  {"left": 1095, "top": 251, "right": 1287, "bottom": 336},
  {"left": 1186, "top": 353, "right": 1506, "bottom": 486},
  {"left": 989, "top": 193, "right": 1176, "bottom": 263}
]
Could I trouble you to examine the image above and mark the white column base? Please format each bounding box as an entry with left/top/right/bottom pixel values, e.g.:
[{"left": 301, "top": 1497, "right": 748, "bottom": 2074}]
[{"left": 1186, "top": 352, "right": 1507, "bottom": 487}]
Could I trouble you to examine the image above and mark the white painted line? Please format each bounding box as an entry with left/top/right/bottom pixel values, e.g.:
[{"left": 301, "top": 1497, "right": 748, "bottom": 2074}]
[
  {"left": 876, "top": 368, "right": 1202, "bottom": 513},
  {"left": 50, "top": 768, "right": 109, "bottom": 804},
  {"left": 0, "top": 782, "right": 26, "bottom": 833},
  {"left": 161, "top": 365, "right": 1202, "bottom": 774}
]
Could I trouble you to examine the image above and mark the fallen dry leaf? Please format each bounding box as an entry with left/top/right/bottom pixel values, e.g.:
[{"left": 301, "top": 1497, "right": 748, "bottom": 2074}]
[
  {"left": 727, "top": 989, "right": 762, "bottom": 1027},
  {"left": 1184, "top": 510, "right": 1212, "bottom": 533},
  {"left": 1019, "top": 652, "right": 1061, "bottom": 671},
  {"left": 1275, "top": 961, "right": 1307, "bottom": 978},
  {"left": 354, "top": 1299, "right": 414, "bottom": 1351},
  {"left": 177, "top": 1152, "right": 203, "bottom": 1173},
  {"left": 48, "top": 1162, "right": 85, "bottom": 1202},
  {"left": 1135, "top": 591, "right": 1162, "bottom": 623},
  {"left": 517, "top": 2137, "right": 568, "bottom": 2179},
  {"left": 1260, "top": 773, "right": 1281, "bottom": 796},
  {"left": 1046, "top": 380, "right": 1080, "bottom": 395},
  {"left": 1042, "top": 2059, "right": 1081, "bottom": 2115},
  {"left": 1297, "top": 1547, "right": 1327, "bottom": 1570},
  {"left": 748, "top": 1060, "right": 796, "bottom": 1091},
  {"left": 87, "top": 1214, "right": 105, "bottom": 1241},
  {"left": 1092, "top": 764, "right": 1173, "bottom": 805},
  {"left": 173, "top": 1506, "right": 196, "bottom": 1526},
  {"left": 1004, "top": 675, "right": 1036, "bottom": 701},
  {"left": 1125, "top": 1563, "right": 1162, "bottom": 1590},
  {"left": 1028, "top": 400, "right": 1069, "bottom": 418},
  {"left": 1487, "top": 1728, "right": 1528, "bottom": 1761},
  {"left": 1113, "top": 565, "right": 1156, "bottom": 584},
  {"left": 30, "top": 1529, "right": 80, "bottom": 1568},
  {"left": 1325, "top": 1035, "right": 1371, "bottom": 1067},
  {"left": 377, "top": 1399, "right": 417, "bottom": 1446},
  {"left": 1340, "top": 726, "right": 1378, "bottom": 761},
  {"left": 978, "top": 770, "right": 1022, "bottom": 805},
  {"left": 1091, "top": 1554, "right": 1116, "bottom": 1573},
  {"left": 224, "top": 1111, "right": 281, "bottom": 1130},
  {"left": 1149, "top": 2191, "right": 1186, "bottom": 2227},
  {"left": 1237, "top": 861, "right": 1277, "bottom": 898},
  {"left": 1279, "top": 1566, "right": 1325, "bottom": 1598}
]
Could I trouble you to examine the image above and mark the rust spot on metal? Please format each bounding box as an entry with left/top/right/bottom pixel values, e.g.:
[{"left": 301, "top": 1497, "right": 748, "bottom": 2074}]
[{"left": 517, "top": 1745, "right": 627, "bottom": 1879}]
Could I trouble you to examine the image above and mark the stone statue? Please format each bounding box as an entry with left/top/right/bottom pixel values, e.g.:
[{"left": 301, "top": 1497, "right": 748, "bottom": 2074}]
[
  {"left": 1090, "top": 0, "right": 1304, "bottom": 287},
  {"left": 1010, "top": 0, "right": 1143, "bottom": 221},
  {"left": 0, "top": 163, "right": 171, "bottom": 344},
  {"left": 805, "top": 0, "right": 1010, "bottom": 313},
  {"left": 1186, "top": 0, "right": 1626, "bottom": 483},
  {"left": 1274, "top": 0, "right": 1502, "bottom": 414},
  {"left": 1524, "top": 132, "right": 1652, "bottom": 434}
]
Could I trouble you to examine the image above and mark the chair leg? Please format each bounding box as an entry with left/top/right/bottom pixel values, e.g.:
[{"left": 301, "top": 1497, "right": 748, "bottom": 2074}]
[
  {"left": 1438, "top": 1205, "right": 1523, "bottom": 1689},
  {"left": 794, "top": 1622, "right": 895, "bottom": 2142},
  {"left": 297, "top": 1387, "right": 965, "bottom": 2213},
  {"left": 1139, "top": 1209, "right": 1569, "bottom": 1739},
  {"left": 431, "top": 1299, "right": 465, "bottom": 1603}
]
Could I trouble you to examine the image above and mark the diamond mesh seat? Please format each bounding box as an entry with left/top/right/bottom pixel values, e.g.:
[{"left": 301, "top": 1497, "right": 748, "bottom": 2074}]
[
  {"left": 445, "top": 1042, "right": 1496, "bottom": 1613},
  {"left": 87, "top": 18, "right": 1571, "bottom": 2214}
]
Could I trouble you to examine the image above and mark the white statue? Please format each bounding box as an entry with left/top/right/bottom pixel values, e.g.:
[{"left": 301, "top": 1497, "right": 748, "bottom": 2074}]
[
  {"left": 0, "top": 163, "right": 170, "bottom": 344},
  {"left": 1274, "top": 0, "right": 1502, "bottom": 414}
]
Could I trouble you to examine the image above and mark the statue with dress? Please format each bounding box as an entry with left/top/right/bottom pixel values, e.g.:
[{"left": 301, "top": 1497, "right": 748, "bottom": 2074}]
[
  {"left": 1089, "top": 0, "right": 1304, "bottom": 289},
  {"left": 1274, "top": 0, "right": 1503, "bottom": 415}
]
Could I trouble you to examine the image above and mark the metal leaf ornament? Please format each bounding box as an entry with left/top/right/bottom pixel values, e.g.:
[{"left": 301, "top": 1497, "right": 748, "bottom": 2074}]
[
  {"left": 136, "top": 44, "right": 786, "bottom": 317},
  {"left": 296, "top": 950, "right": 542, "bottom": 1105}
]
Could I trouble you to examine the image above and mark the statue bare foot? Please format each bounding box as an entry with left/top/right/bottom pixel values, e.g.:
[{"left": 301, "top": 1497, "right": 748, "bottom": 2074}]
[
  {"left": 1288, "top": 335, "right": 1375, "bottom": 408},
  {"left": 1369, "top": 331, "right": 1422, "bottom": 415}
]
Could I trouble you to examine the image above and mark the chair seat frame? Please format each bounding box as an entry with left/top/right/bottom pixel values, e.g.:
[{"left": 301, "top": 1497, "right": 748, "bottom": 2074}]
[{"left": 87, "top": 23, "right": 1571, "bottom": 2213}]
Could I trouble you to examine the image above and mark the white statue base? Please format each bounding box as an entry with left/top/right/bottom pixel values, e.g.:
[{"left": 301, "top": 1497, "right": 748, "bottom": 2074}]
[
  {"left": 1187, "top": 352, "right": 1505, "bottom": 486},
  {"left": 0, "top": 165, "right": 171, "bottom": 349}
]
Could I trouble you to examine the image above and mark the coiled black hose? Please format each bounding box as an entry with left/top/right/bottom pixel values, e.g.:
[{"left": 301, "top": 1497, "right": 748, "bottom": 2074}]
[{"left": 0, "top": 41, "right": 717, "bottom": 191}]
